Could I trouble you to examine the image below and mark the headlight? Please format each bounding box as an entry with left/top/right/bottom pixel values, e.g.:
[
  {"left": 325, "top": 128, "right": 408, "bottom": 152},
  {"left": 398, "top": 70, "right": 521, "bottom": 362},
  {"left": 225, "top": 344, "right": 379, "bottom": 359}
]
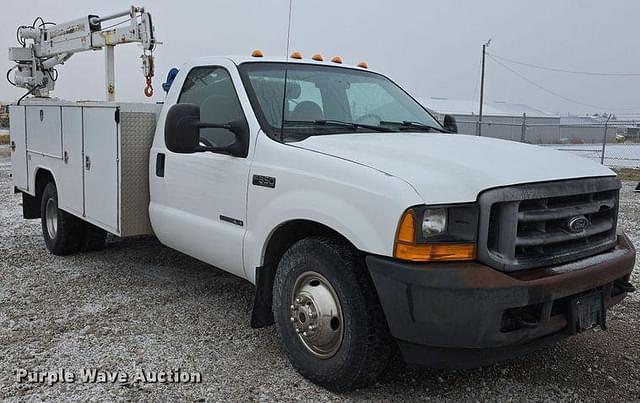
[
  {"left": 421, "top": 208, "right": 447, "bottom": 237},
  {"left": 394, "top": 204, "right": 479, "bottom": 262}
]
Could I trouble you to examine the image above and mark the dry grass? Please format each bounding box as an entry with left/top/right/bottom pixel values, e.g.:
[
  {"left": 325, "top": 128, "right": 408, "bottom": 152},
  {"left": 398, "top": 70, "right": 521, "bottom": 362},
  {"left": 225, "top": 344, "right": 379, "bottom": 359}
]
[
  {"left": 614, "top": 167, "right": 640, "bottom": 182},
  {"left": 0, "top": 133, "right": 9, "bottom": 145}
]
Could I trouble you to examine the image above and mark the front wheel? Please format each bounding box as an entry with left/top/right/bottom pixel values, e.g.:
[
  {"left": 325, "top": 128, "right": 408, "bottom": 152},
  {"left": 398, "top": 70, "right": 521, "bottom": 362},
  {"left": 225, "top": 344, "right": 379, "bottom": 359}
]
[
  {"left": 40, "top": 182, "right": 83, "bottom": 255},
  {"left": 272, "top": 236, "right": 395, "bottom": 391}
]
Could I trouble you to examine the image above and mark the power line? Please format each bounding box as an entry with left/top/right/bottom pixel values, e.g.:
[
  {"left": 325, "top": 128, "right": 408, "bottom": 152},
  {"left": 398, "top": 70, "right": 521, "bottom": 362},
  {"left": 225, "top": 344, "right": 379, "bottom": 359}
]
[
  {"left": 487, "top": 55, "right": 640, "bottom": 111},
  {"left": 487, "top": 52, "right": 640, "bottom": 77}
]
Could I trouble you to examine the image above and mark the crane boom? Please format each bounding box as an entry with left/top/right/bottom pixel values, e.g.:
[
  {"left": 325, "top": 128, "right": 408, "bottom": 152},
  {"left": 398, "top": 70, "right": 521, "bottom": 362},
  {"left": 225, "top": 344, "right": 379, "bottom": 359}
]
[{"left": 8, "top": 5, "right": 157, "bottom": 101}]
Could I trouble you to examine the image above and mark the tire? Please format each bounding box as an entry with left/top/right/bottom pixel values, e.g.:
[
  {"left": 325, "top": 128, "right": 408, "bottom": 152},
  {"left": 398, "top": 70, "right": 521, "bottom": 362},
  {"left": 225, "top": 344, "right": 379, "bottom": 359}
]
[
  {"left": 40, "top": 182, "right": 83, "bottom": 255},
  {"left": 81, "top": 222, "right": 107, "bottom": 252},
  {"left": 272, "top": 236, "right": 394, "bottom": 391}
]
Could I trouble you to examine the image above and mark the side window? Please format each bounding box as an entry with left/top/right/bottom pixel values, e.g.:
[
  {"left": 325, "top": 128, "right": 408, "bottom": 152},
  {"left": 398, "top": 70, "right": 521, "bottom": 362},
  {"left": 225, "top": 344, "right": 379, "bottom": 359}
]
[{"left": 178, "top": 67, "right": 245, "bottom": 148}]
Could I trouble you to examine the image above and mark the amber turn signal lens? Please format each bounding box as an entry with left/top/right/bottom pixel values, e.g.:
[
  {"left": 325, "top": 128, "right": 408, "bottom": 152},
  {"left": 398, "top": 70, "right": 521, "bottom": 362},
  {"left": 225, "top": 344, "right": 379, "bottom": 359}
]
[
  {"left": 394, "top": 243, "right": 476, "bottom": 262},
  {"left": 396, "top": 210, "right": 416, "bottom": 243},
  {"left": 251, "top": 49, "right": 264, "bottom": 57}
]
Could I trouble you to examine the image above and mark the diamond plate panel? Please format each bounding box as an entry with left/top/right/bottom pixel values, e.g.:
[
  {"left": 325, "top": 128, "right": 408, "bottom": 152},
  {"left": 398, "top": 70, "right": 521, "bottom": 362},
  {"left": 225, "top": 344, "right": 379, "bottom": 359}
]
[{"left": 119, "top": 112, "right": 156, "bottom": 236}]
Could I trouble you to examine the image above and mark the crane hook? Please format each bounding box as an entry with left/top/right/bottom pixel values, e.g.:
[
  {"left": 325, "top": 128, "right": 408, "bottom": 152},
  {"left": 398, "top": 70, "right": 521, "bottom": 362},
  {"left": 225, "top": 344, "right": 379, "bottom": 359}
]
[{"left": 144, "top": 76, "right": 153, "bottom": 97}]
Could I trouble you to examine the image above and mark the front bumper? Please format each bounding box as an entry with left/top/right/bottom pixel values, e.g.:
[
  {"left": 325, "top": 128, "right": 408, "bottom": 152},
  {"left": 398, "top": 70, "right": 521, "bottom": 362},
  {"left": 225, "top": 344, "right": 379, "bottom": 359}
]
[{"left": 366, "top": 234, "right": 636, "bottom": 369}]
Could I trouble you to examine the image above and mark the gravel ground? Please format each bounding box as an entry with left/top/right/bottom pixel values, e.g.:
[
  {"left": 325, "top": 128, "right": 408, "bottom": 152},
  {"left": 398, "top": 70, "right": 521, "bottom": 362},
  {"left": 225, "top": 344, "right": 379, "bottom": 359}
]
[{"left": 0, "top": 146, "right": 638, "bottom": 402}]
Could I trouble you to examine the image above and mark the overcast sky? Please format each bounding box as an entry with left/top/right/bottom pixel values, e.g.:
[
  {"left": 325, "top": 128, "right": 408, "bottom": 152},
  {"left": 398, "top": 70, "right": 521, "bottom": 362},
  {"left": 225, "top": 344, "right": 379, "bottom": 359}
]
[{"left": 1, "top": 0, "right": 639, "bottom": 116}]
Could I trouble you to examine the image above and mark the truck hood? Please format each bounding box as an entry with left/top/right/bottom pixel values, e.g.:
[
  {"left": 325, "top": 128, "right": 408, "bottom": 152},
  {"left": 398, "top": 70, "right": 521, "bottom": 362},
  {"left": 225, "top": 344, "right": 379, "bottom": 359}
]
[{"left": 294, "top": 132, "right": 615, "bottom": 204}]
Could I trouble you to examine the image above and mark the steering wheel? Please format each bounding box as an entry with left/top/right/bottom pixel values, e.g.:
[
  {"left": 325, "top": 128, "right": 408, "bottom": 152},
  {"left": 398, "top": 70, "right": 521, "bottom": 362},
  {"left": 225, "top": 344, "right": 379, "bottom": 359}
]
[{"left": 355, "top": 113, "right": 382, "bottom": 125}]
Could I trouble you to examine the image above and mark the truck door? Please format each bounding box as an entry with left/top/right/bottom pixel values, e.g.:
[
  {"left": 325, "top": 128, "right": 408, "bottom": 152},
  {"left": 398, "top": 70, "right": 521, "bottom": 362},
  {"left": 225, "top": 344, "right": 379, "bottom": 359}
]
[{"left": 151, "top": 66, "right": 251, "bottom": 277}]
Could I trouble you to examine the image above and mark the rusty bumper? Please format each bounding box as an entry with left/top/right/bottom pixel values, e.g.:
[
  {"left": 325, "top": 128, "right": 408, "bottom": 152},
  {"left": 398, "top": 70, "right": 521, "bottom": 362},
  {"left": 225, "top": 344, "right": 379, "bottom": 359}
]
[{"left": 366, "top": 234, "right": 636, "bottom": 369}]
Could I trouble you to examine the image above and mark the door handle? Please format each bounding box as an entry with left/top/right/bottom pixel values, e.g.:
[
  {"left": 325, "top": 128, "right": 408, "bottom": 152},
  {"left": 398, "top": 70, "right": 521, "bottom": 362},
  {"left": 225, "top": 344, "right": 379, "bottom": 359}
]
[
  {"left": 10, "top": 141, "right": 16, "bottom": 152},
  {"left": 155, "top": 153, "right": 165, "bottom": 177},
  {"left": 85, "top": 155, "right": 91, "bottom": 171}
]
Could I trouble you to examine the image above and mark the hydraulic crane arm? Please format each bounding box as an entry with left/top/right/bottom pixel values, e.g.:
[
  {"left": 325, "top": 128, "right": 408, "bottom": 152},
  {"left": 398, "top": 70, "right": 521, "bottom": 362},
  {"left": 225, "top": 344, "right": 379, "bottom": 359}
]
[{"left": 8, "top": 5, "right": 157, "bottom": 101}]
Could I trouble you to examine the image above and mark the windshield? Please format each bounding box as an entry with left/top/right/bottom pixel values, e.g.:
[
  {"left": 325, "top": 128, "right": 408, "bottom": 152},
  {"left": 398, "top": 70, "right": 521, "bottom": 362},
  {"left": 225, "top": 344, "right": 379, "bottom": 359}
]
[{"left": 238, "top": 62, "right": 443, "bottom": 141}]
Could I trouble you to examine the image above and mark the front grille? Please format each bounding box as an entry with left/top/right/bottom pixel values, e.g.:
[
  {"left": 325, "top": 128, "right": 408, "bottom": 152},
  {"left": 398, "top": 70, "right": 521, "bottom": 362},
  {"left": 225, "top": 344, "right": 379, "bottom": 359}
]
[{"left": 478, "top": 177, "right": 620, "bottom": 272}]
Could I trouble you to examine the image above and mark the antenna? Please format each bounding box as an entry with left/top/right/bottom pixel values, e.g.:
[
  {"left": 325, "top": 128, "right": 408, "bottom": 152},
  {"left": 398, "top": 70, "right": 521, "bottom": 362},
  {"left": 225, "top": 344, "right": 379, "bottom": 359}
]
[
  {"left": 285, "top": 0, "right": 294, "bottom": 57},
  {"left": 280, "top": 0, "right": 294, "bottom": 142}
]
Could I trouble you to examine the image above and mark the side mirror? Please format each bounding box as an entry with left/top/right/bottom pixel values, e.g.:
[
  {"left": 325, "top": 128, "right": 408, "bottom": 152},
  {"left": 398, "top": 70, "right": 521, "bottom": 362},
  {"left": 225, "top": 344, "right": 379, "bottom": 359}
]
[
  {"left": 443, "top": 114, "right": 458, "bottom": 133},
  {"left": 164, "top": 103, "right": 249, "bottom": 157},
  {"left": 165, "top": 104, "right": 200, "bottom": 153}
]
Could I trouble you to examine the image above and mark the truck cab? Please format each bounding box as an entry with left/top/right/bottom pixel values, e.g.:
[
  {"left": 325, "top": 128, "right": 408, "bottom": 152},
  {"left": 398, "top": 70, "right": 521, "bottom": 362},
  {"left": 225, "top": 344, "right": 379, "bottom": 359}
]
[{"left": 10, "top": 54, "right": 636, "bottom": 391}]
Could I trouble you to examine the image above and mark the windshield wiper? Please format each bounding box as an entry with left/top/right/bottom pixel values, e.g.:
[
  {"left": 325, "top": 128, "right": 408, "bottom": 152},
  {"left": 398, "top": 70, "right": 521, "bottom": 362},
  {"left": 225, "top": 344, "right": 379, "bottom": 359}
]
[
  {"left": 283, "top": 119, "right": 394, "bottom": 133},
  {"left": 380, "top": 120, "right": 448, "bottom": 133}
]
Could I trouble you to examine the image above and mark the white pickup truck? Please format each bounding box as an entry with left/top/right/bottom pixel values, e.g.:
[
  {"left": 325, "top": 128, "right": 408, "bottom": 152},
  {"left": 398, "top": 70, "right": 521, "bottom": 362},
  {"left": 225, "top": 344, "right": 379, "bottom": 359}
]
[{"left": 9, "top": 54, "right": 636, "bottom": 391}]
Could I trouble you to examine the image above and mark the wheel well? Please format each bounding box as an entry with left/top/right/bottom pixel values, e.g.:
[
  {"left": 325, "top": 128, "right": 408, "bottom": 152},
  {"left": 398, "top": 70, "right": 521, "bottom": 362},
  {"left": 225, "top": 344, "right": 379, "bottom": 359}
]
[
  {"left": 22, "top": 169, "right": 55, "bottom": 219},
  {"left": 251, "top": 220, "right": 356, "bottom": 328},
  {"left": 35, "top": 169, "right": 55, "bottom": 198}
]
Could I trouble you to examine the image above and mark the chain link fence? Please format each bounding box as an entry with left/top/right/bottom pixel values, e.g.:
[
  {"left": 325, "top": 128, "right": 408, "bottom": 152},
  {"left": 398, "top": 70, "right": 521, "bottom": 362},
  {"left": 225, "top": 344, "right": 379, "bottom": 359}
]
[{"left": 452, "top": 115, "right": 640, "bottom": 169}]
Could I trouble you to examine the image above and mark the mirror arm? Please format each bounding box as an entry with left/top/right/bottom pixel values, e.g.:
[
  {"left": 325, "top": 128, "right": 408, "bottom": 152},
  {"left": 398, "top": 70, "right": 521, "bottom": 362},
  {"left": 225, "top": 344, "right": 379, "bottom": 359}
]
[
  {"left": 193, "top": 121, "right": 233, "bottom": 130},
  {"left": 189, "top": 118, "right": 248, "bottom": 157},
  {"left": 196, "top": 145, "right": 232, "bottom": 154}
]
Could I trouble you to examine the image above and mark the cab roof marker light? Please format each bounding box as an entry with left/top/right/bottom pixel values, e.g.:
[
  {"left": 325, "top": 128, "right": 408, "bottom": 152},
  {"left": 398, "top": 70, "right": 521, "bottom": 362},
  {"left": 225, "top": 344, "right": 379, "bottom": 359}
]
[
  {"left": 290, "top": 51, "right": 303, "bottom": 59},
  {"left": 312, "top": 54, "right": 324, "bottom": 61},
  {"left": 251, "top": 49, "right": 264, "bottom": 57},
  {"left": 331, "top": 56, "right": 343, "bottom": 64},
  {"left": 357, "top": 61, "right": 368, "bottom": 69}
]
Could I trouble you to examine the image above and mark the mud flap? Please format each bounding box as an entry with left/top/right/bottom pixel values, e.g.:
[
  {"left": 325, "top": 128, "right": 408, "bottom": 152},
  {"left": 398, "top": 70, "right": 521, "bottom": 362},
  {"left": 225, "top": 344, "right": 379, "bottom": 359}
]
[
  {"left": 22, "top": 191, "right": 41, "bottom": 219},
  {"left": 251, "top": 266, "right": 275, "bottom": 328}
]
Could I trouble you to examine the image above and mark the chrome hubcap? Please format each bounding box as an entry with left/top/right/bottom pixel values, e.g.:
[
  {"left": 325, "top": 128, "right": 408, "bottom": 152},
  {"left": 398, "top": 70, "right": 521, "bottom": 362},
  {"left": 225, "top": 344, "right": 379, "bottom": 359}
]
[
  {"left": 290, "top": 271, "right": 344, "bottom": 358},
  {"left": 45, "top": 198, "right": 58, "bottom": 239}
]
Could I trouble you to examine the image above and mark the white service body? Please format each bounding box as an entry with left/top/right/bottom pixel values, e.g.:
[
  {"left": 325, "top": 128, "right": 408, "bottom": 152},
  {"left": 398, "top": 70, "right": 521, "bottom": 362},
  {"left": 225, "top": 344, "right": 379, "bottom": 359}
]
[{"left": 10, "top": 100, "right": 160, "bottom": 236}]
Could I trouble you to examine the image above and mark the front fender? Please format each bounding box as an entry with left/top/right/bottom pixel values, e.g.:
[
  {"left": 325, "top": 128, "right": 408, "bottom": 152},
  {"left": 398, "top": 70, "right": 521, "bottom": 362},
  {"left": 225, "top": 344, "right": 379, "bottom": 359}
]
[{"left": 243, "top": 135, "right": 423, "bottom": 283}]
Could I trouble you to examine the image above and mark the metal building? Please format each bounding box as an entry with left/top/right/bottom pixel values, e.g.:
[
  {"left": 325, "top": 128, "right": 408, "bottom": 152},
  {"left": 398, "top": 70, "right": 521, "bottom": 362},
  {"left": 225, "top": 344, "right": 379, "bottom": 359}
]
[
  {"left": 420, "top": 97, "right": 561, "bottom": 143},
  {"left": 559, "top": 115, "right": 617, "bottom": 144},
  {"left": 420, "top": 98, "right": 635, "bottom": 145}
]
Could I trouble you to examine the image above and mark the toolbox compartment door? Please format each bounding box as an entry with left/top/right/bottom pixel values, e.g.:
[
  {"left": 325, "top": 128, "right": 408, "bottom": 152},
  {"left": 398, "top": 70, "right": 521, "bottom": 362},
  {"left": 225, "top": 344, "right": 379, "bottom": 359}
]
[
  {"left": 58, "top": 107, "right": 85, "bottom": 216},
  {"left": 8, "top": 106, "right": 28, "bottom": 190},
  {"left": 83, "top": 107, "right": 119, "bottom": 233},
  {"left": 26, "top": 106, "right": 62, "bottom": 157}
]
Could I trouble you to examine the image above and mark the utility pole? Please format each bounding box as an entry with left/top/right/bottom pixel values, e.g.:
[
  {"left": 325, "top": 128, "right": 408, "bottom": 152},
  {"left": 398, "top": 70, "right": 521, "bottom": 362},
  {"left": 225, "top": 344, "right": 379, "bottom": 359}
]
[
  {"left": 600, "top": 114, "right": 611, "bottom": 165},
  {"left": 477, "top": 39, "right": 491, "bottom": 136}
]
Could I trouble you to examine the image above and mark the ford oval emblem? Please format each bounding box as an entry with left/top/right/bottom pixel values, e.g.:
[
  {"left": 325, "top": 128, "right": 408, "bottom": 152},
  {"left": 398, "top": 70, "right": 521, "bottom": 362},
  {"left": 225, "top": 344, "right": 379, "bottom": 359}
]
[{"left": 567, "top": 215, "right": 590, "bottom": 233}]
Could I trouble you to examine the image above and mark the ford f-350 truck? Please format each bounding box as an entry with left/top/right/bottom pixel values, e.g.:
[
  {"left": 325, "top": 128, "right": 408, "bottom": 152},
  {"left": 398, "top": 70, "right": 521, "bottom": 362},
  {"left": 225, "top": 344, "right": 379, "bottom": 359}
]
[{"left": 9, "top": 53, "right": 637, "bottom": 391}]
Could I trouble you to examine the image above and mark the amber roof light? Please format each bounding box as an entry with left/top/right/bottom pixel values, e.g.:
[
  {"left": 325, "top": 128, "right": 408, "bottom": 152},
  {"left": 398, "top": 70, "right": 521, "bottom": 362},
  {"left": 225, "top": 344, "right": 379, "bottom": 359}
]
[
  {"left": 251, "top": 50, "right": 264, "bottom": 57},
  {"left": 311, "top": 54, "right": 324, "bottom": 61},
  {"left": 357, "top": 61, "right": 368, "bottom": 69},
  {"left": 290, "top": 51, "right": 303, "bottom": 59},
  {"left": 331, "top": 56, "right": 343, "bottom": 64}
]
